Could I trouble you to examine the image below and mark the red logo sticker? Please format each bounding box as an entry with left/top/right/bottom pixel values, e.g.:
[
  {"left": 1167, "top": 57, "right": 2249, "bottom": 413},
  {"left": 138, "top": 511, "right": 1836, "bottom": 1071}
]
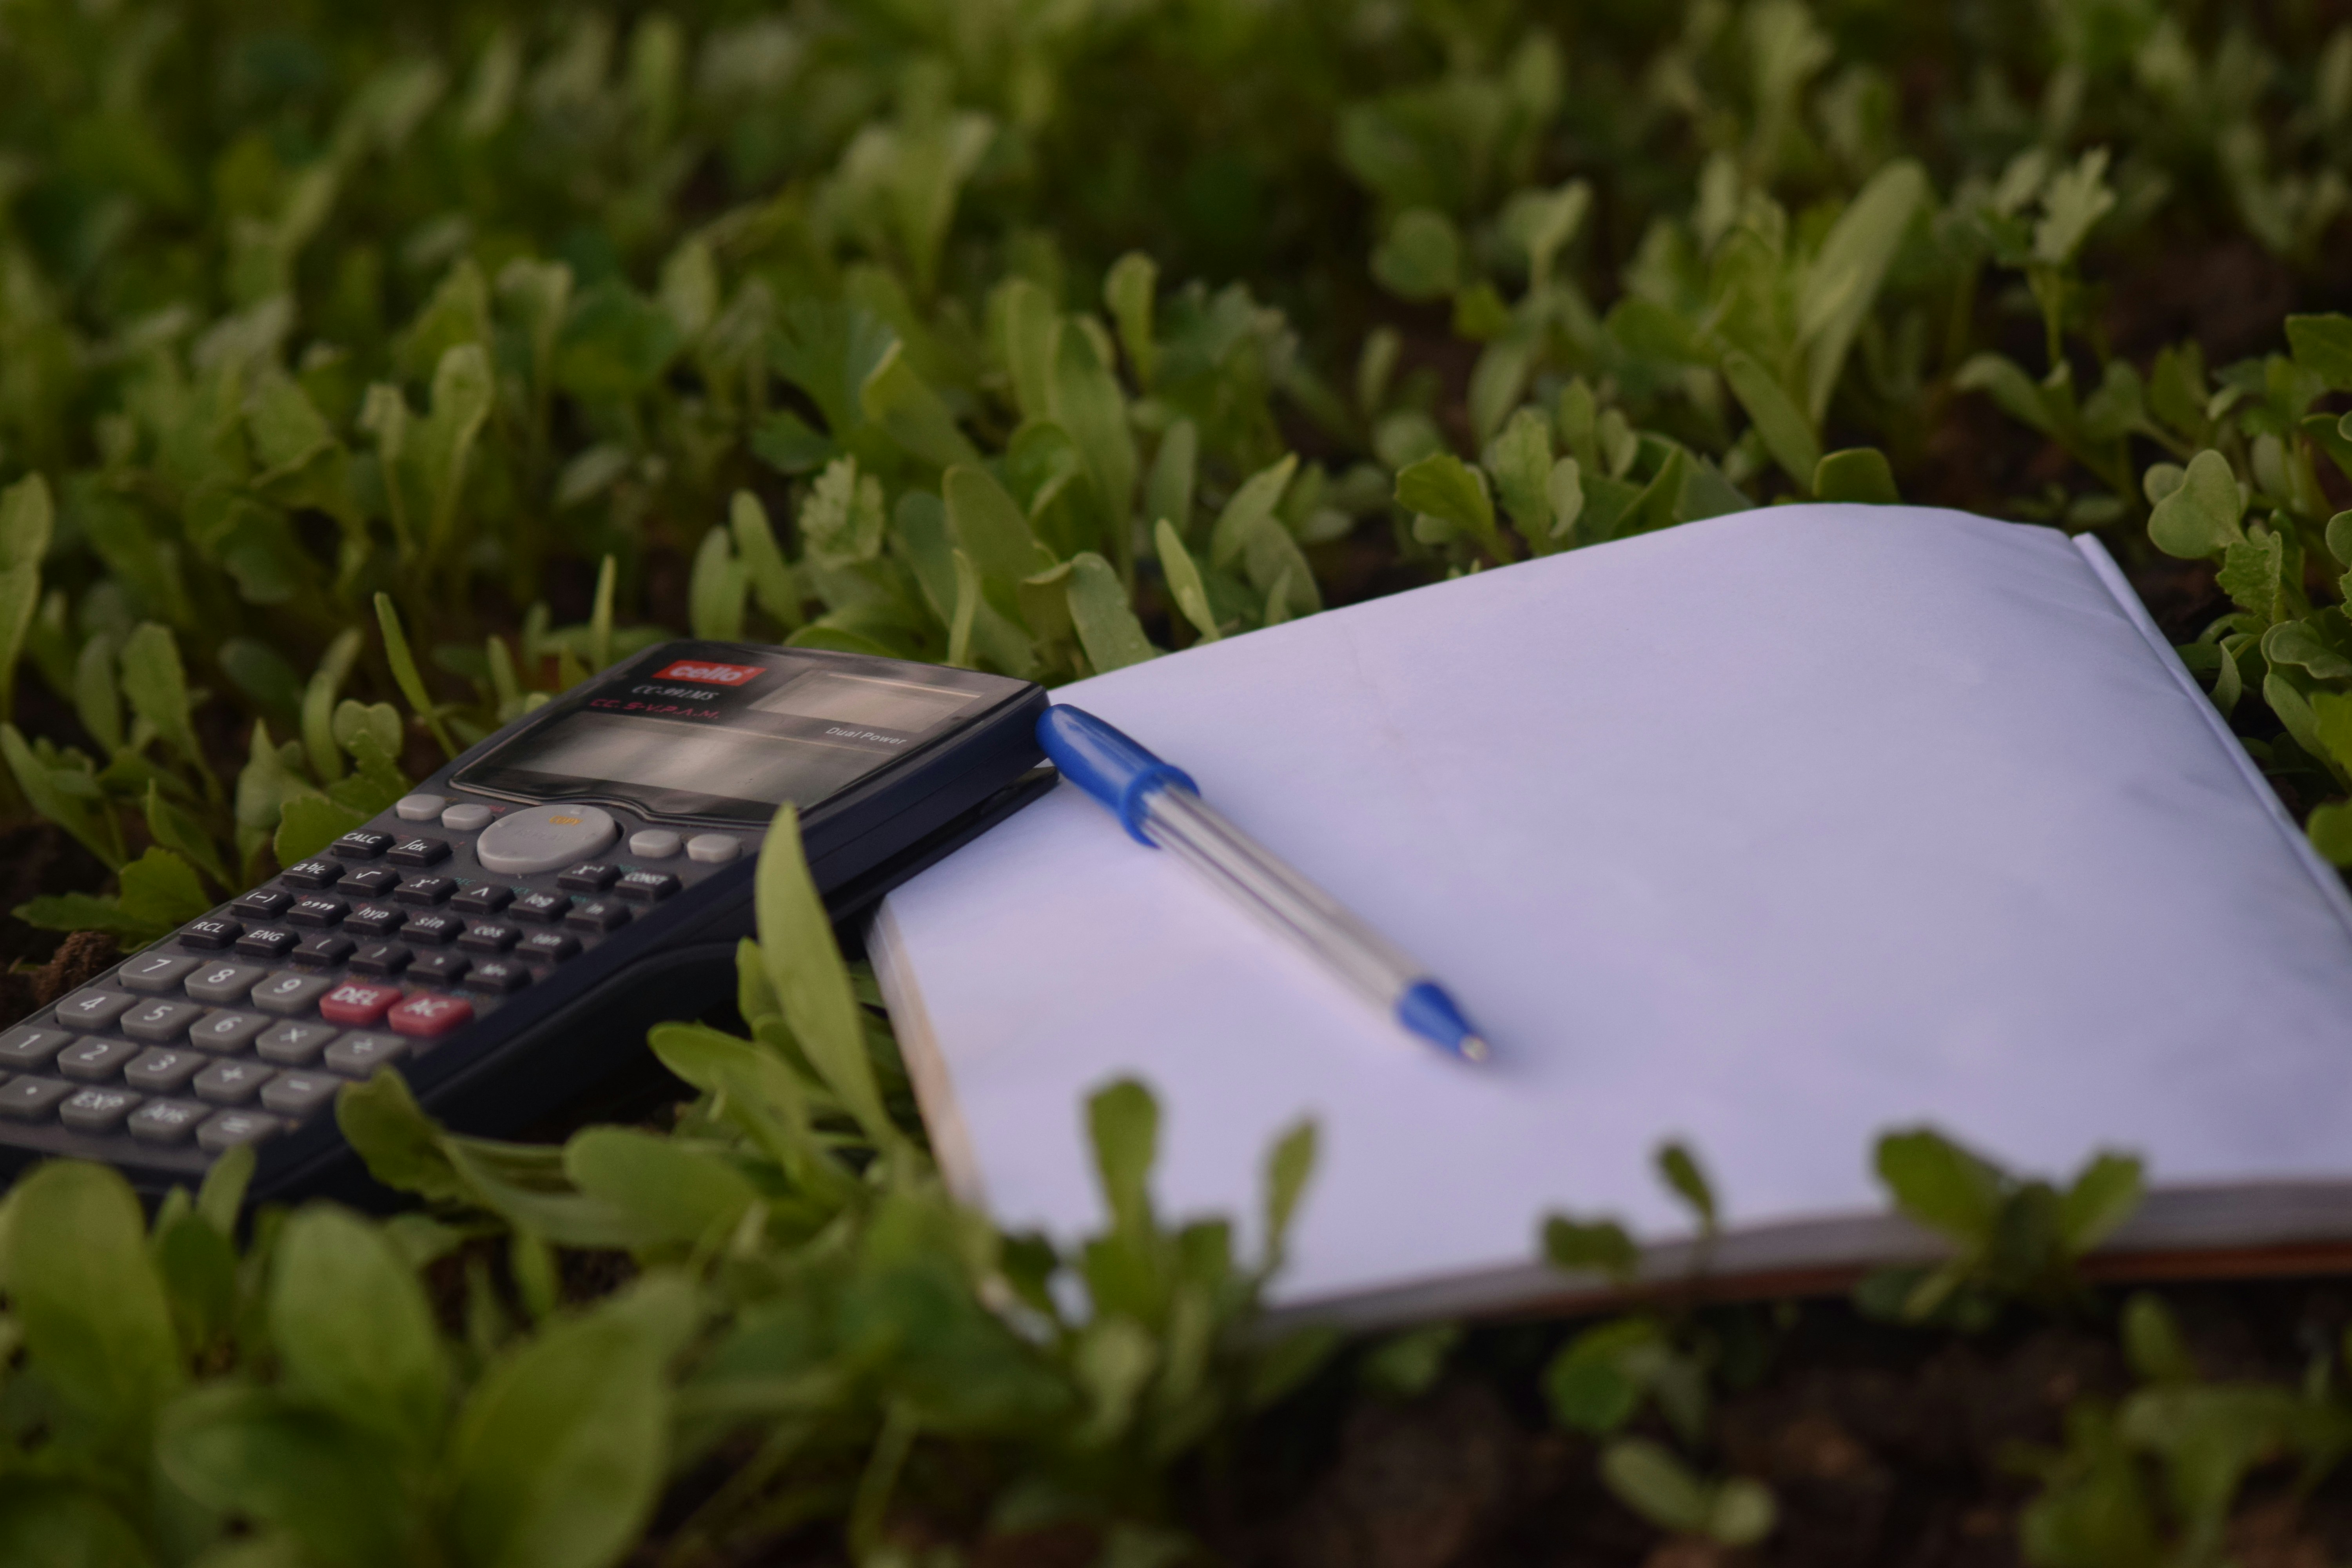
[{"left": 653, "top": 659, "right": 766, "bottom": 686}]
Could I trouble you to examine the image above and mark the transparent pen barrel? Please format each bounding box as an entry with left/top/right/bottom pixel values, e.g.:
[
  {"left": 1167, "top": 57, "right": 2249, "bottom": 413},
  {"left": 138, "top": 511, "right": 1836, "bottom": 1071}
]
[{"left": 1140, "top": 787, "right": 1423, "bottom": 1007}]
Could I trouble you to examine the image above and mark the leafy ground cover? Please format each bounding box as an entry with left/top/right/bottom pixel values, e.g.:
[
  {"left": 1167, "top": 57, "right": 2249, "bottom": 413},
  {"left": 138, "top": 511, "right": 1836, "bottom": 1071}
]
[{"left": 7, "top": 0, "right": 2352, "bottom": 1563}]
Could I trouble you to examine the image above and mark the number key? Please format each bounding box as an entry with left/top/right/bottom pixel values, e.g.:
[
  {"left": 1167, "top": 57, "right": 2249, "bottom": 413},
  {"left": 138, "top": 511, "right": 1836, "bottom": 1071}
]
[
  {"left": 55, "top": 989, "right": 136, "bottom": 1031},
  {"left": 185, "top": 962, "right": 267, "bottom": 1004},
  {"left": 187, "top": 1011, "right": 270, "bottom": 1052},
  {"left": 123, "top": 998, "right": 206, "bottom": 1043},
  {"left": 56, "top": 1037, "right": 137, "bottom": 1081},
  {"left": 118, "top": 953, "right": 201, "bottom": 993},
  {"left": 0, "top": 1026, "right": 69, "bottom": 1068},
  {"left": 126, "top": 1049, "right": 204, "bottom": 1093}
]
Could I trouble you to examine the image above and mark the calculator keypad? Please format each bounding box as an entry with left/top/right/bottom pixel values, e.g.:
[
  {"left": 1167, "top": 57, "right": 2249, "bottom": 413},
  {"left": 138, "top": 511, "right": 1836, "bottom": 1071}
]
[{"left": 0, "top": 779, "right": 747, "bottom": 1174}]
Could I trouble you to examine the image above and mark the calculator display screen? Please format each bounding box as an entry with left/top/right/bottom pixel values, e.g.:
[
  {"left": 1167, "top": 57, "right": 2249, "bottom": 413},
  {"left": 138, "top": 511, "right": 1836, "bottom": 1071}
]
[{"left": 453, "top": 646, "right": 1016, "bottom": 822}]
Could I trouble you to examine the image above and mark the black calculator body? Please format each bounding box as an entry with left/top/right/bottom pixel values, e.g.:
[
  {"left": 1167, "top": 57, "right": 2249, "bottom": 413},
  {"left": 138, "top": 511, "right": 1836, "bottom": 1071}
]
[{"left": 0, "top": 642, "right": 1049, "bottom": 1202}]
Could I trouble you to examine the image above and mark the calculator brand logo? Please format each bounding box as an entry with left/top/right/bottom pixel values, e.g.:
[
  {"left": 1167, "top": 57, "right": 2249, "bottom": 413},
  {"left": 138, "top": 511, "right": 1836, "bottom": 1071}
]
[{"left": 655, "top": 659, "right": 764, "bottom": 686}]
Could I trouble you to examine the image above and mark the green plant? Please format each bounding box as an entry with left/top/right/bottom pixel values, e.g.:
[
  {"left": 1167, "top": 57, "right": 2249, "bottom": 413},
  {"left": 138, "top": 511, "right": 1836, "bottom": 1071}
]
[{"left": 1858, "top": 1127, "right": 2145, "bottom": 1328}]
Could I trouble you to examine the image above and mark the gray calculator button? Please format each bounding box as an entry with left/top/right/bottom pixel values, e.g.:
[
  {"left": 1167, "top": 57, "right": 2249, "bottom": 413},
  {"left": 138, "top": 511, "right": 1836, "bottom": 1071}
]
[
  {"left": 686, "top": 833, "right": 741, "bottom": 864},
  {"left": 440, "top": 801, "right": 493, "bottom": 831},
  {"left": 122, "top": 998, "right": 207, "bottom": 1043},
  {"left": 56, "top": 1037, "right": 137, "bottom": 1082},
  {"left": 60, "top": 1087, "right": 141, "bottom": 1132},
  {"left": 251, "top": 971, "right": 334, "bottom": 1016},
  {"left": 193, "top": 1059, "right": 272, "bottom": 1105},
  {"left": 259, "top": 1072, "right": 341, "bottom": 1118},
  {"left": 0, "top": 1078, "right": 72, "bottom": 1119},
  {"left": 474, "top": 804, "right": 617, "bottom": 875},
  {"left": 128, "top": 1099, "right": 206, "bottom": 1143},
  {"left": 324, "top": 1032, "right": 408, "bottom": 1076},
  {"left": 628, "top": 828, "right": 681, "bottom": 858},
  {"left": 56, "top": 989, "right": 137, "bottom": 1031},
  {"left": 256, "top": 1021, "right": 339, "bottom": 1065},
  {"left": 126, "top": 1049, "right": 204, "bottom": 1093},
  {"left": 185, "top": 962, "right": 267, "bottom": 1004},
  {"left": 187, "top": 1011, "right": 270, "bottom": 1051},
  {"left": 196, "top": 1109, "right": 282, "bottom": 1153},
  {"left": 395, "top": 793, "right": 447, "bottom": 822},
  {"left": 119, "top": 954, "right": 202, "bottom": 993},
  {"left": 0, "top": 1026, "right": 69, "bottom": 1068}
]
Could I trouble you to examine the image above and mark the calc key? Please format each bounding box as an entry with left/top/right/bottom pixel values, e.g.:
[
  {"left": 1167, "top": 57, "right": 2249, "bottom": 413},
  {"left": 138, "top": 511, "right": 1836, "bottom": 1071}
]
[
  {"left": 129, "top": 1100, "right": 206, "bottom": 1144},
  {"left": 126, "top": 1049, "right": 204, "bottom": 1093},
  {"left": 0, "top": 1026, "right": 70, "bottom": 1068},
  {"left": 197, "top": 1110, "right": 282, "bottom": 1153},
  {"left": 56, "top": 1038, "right": 138, "bottom": 1082},
  {"left": 256, "top": 1021, "right": 338, "bottom": 1066},
  {"left": 252, "top": 971, "right": 335, "bottom": 1015},
  {"left": 194, "top": 1059, "right": 272, "bottom": 1105},
  {"left": 56, "top": 989, "right": 136, "bottom": 1031},
  {"left": 118, "top": 954, "right": 201, "bottom": 993},
  {"left": 185, "top": 962, "right": 267, "bottom": 1004},
  {"left": 0, "top": 1078, "right": 72, "bottom": 1120},
  {"left": 60, "top": 1087, "right": 141, "bottom": 1133},
  {"left": 122, "top": 998, "right": 207, "bottom": 1043}
]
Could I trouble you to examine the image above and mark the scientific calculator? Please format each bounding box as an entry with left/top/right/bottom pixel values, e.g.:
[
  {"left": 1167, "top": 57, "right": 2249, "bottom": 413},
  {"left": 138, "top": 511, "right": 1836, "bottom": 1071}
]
[{"left": 0, "top": 641, "right": 1049, "bottom": 1201}]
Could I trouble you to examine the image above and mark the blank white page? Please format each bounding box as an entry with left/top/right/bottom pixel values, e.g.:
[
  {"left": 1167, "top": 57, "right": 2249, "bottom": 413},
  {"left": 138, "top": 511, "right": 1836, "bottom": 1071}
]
[{"left": 875, "top": 506, "right": 2352, "bottom": 1308}]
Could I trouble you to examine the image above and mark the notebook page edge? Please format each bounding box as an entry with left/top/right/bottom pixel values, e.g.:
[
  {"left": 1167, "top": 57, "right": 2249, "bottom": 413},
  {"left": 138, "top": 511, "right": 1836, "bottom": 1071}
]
[
  {"left": 2073, "top": 532, "right": 2352, "bottom": 941},
  {"left": 869, "top": 899, "right": 989, "bottom": 1208}
]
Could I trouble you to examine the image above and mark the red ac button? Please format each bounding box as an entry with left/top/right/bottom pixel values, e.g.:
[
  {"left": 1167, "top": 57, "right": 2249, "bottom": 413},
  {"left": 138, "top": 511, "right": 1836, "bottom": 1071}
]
[{"left": 388, "top": 992, "right": 475, "bottom": 1038}]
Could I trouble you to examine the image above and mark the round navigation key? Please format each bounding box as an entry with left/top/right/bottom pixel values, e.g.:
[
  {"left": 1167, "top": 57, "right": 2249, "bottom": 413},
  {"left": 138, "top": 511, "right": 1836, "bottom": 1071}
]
[
  {"left": 395, "top": 793, "right": 447, "bottom": 822},
  {"left": 475, "top": 804, "right": 618, "bottom": 875},
  {"left": 686, "top": 833, "right": 741, "bottom": 864}
]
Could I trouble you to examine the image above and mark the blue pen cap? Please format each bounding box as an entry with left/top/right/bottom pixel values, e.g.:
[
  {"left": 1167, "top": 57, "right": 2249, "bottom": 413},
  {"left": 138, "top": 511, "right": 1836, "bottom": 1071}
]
[{"left": 1038, "top": 705, "right": 1197, "bottom": 845}]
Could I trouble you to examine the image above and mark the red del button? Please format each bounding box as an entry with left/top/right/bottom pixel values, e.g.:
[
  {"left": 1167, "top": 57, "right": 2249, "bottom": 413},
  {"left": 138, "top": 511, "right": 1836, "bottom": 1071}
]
[
  {"left": 388, "top": 992, "right": 474, "bottom": 1038},
  {"left": 320, "top": 981, "right": 404, "bottom": 1026}
]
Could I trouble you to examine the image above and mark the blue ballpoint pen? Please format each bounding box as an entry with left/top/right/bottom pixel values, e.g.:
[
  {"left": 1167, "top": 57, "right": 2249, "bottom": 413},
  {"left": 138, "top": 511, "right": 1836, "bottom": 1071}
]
[{"left": 1036, "top": 704, "right": 1489, "bottom": 1063}]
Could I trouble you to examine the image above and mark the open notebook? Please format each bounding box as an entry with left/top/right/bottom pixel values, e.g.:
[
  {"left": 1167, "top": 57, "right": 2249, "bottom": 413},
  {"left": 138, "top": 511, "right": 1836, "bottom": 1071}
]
[{"left": 869, "top": 506, "right": 2352, "bottom": 1324}]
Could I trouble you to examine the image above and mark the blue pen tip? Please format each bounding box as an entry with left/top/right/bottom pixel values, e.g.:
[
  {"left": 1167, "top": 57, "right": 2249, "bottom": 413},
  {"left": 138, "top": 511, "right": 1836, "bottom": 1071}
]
[{"left": 1397, "top": 981, "right": 1488, "bottom": 1063}]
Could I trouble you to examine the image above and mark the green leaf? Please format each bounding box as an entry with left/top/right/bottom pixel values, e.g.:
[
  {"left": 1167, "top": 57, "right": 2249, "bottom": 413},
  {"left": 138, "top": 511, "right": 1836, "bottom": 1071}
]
[
  {"left": 731, "top": 491, "right": 802, "bottom": 632},
  {"left": 270, "top": 1204, "right": 450, "bottom": 1455},
  {"left": 2147, "top": 450, "right": 2245, "bottom": 559},
  {"left": 1481, "top": 408, "right": 1555, "bottom": 548},
  {"left": 1722, "top": 351, "right": 1821, "bottom": 490},
  {"left": 414, "top": 343, "right": 494, "bottom": 559},
  {"left": 563, "top": 1128, "right": 761, "bottom": 1247},
  {"left": 1542, "top": 1214, "right": 1638, "bottom": 1282},
  {"left": 1371, "top": 208, "right": 1462, "bottom": 300},
  {"left": 1360, "top": 1323, "right": 1460, "bottom": 1399},
  {"left": 755, "top": 805, "right": 895, "bottom": 1147},
  {"left": 6, "top": 1161, "right": 183, "bottom": 1430},
  {"left": 1395, "top": 452, "right": 1507, "bottom": 560},
  {"left": 1600, "top": 1437, "right": 1713, "bottom": 1533},
  {"left": 1812, "top": 447, "right": 1900, "bottom": 505},
  {"left": 446, "top": 1291, "right": 677, "bottom": 1568},
  {"left": 945, "top": 465, "right": 1053, "bottom": 583},
  {"left": 2, "top": 723, "right": 123, "bottom": 867},
  {"left": 0, "top": 1481, "right": 150, "bottom": 1568},
  {"left": 115, "top": 846, "right": 212, "bottom": 932},
  {"left": 1709, "top": 1478, "right": 1779, "bottom": 1547},
  {"left": 1104, "top": 252, "right": 1159, "bottom": 388},
  {"left": 374, "top": 592, "right": 453, "bottom": 757},
  {"left": 2032, "top": 147, "right": 2116, "bottom": 267},
  {"left": 146, "top": 781, "right": 228, "bottom": 889},
  {"left": 687, "top": 526, "right": 747, "bottom": 641},
  {"left": 1655, "top": 1142, "right": 1717, "bottom": 1229},
  {"left": 1154, "top": 519, "right": 1219, "bottom": 642},
  {"left": 1797, "top": 160, "right": 1927, "bottom": 421},
  {"left": 0, "top": 474, "right": 51, "bottom": 725},
  {"left": 1067, "top": 552, "right": 1156, "bottom": 673},
  {"left": 1209, "top": 454, "right": 1299, "bottom": 569},
  {"left": 120, "top": 622, "right": 201, "bottom": 766},
  {"left": 1546, "top": 457, "right": 1586, "bottom": 543},
  {"left": 2309, "top": 800, "right": 2352, "bottom": 866},
  {"left": 553, "top": 279, "right": 683, "bottom": 402},
  {"left": 276, "top": 794, "right": 365, "bottom": 869},
  {"left": 335, "top": 1069, "right": 477, "bottom": 1207},
  {"left": 159, "top": 1385, "right": 419, "bottom": 1568},
  {"left": 2262, "top": 619, "right": 2352, "bottom": 682},
  {"left": 2287, "top": 314, "right": 2352, "bottom": 390},
  {"left": 1874, "top": 1127, "right": 2005, "bottom": 1245},
  {"left": 1262, "top": 1118, "right": 1317, "bottom": 1264},
  {"left": 1051, "top": 322, "right": 1139, "bottom": 537},
  {"left": 2216, "top": 531, "right": 2288, "bottom": 624},
  {"left": 1088, "top": 1078, "right": 1158, "bottom": 1238},
  {"left": 1144, "top": 421, "right": 1198, "bottom": 541},
  {"left": 2122, "top": 1292, "right": 2198, "bottom": 1384},
  {"left": 860, "top": 340, "right": 979, "bottom": 470},
  {"left": 2059, "top": 1151, "right": 2144, "bottom": 1253}
]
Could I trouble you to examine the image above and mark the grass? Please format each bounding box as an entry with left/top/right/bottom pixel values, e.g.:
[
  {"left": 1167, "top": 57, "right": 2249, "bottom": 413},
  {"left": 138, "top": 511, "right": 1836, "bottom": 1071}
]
[{"left": 5, "top": 0, "right": 2352, "bottom": 1562}]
